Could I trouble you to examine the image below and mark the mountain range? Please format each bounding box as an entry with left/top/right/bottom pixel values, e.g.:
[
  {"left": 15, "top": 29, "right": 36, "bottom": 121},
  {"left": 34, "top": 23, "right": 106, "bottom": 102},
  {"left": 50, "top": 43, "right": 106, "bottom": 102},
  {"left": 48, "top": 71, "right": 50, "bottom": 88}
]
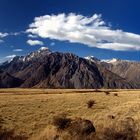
[{"left": 0, "top": 47, "right": 139, "bottom": 89}]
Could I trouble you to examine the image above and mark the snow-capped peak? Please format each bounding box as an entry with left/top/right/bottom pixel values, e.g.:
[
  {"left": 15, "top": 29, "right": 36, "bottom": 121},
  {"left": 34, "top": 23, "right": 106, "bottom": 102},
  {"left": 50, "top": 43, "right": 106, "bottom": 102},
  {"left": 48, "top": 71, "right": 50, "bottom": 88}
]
[
  {"left": 101, "top": 58, "right": 134, "bottom": 64},
  {"left": 103, "top": 58, "right": 130, "bottom": 64},
  {"left": 38, "top": 47, "right": 49, "bottom": 51},
  {"left": 22, "top": 47, "right": 51, "bottom": 62},
  {"left": 107, "top": 58, "right": 119, "bottom": 63},
  {"left": 85, "top": 55, "right": 100, "bottom": 62}
]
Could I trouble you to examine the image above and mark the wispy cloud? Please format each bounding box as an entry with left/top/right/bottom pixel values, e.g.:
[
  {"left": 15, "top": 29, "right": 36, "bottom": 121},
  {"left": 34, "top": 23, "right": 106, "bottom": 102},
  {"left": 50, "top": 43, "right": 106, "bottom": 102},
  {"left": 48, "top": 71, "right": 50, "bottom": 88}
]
[
  {"left": 27, "top": 13, "right": 140, "bottom": 51},
  {"left": 27, "top": 39, "right": 44, "bottom": 46},
  {"left": 0, "top": 31, "right": 25, "bottom": 39},
  {"left": 0, "top": 40, "right": 4, "bottom": 43},
  {"left": 28, "top": 34, "right": 38, "bottom": 38},
  {"left": 10, "top": 31, "right": 26, "bottom": 36},
  {"left": 0, "top": 32, "right": 9, "bottom": 38},
  {"left": 13, "top": 49, "right": 23, "bottom": 52},
  {"left": 50, "top": 42, "right": 55, "bottom": 46},
  {"left": 5, "top": 54, "right": 16, "bottom": 59}
]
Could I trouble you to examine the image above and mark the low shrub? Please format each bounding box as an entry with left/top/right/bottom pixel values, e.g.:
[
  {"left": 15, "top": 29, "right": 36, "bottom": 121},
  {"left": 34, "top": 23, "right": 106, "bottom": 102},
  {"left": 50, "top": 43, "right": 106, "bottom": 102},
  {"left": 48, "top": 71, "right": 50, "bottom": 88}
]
[
  {"left": 114, "top": 93, "right": 118, "bottom": 97},
  {"left": 87, "top": 100, "right": 96, "bottom": 108},
  {"left": 108, "top": 115, "right": 115, "bottom": 119},
  {"left": 68, "top": 118, "right": 96, "bottom": 136},
  {"left": 52, "top": 116, "right": 96, "bottom": 140},
  {"left": 105, "top": 91, "right": 110, "bottom": 95},
  {"left": 53, "top": 114, "right": 72, "bottom": 130}
]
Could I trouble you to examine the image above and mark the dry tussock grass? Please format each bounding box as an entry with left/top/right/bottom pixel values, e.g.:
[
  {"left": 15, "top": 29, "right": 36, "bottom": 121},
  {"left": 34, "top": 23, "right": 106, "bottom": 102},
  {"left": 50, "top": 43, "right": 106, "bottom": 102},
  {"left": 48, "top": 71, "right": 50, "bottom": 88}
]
[
  {"left": 0, "top": 89, "right": 139, "bottom": 139},
  {"left": 31, "top": 115, "right": 138, "bottom": 140},
  {"left": 31, "top": 114, "right": 96, "bottom": 140}
]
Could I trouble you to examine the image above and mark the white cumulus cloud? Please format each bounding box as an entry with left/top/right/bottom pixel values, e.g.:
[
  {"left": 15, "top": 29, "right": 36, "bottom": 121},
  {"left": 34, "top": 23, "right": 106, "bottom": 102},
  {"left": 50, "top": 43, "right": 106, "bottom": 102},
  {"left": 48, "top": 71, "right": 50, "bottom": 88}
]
[
  {"left": 26, "top": 13, "right": 140, "bottom": 51},
  {"left": 27, "top": 39, "right": 44, "bottom": 46}
]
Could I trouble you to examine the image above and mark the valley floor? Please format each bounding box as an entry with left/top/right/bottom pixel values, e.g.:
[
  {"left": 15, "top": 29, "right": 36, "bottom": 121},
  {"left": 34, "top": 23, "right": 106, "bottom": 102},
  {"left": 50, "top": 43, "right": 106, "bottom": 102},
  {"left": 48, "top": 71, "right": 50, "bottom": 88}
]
[{"left": 0, "top": 89, "right": 140, "bottom": 139}]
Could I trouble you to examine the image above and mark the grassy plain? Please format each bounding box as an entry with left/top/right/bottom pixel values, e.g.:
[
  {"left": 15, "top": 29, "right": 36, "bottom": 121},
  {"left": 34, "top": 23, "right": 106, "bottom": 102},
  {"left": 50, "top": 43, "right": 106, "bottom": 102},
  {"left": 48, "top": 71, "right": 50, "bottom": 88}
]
[{"left": 0, "top": 89, "right": 140, "bottom": 139}]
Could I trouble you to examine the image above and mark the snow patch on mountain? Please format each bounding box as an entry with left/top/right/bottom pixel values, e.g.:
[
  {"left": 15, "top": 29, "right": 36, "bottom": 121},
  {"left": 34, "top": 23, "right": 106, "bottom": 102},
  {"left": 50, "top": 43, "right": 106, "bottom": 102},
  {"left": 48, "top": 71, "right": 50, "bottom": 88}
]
[
  {"left": 23, "top": 47, "right": 51, "bottom": 62},
  {"left": 84, "top": 56, "right": 100, "bottom": 62}
]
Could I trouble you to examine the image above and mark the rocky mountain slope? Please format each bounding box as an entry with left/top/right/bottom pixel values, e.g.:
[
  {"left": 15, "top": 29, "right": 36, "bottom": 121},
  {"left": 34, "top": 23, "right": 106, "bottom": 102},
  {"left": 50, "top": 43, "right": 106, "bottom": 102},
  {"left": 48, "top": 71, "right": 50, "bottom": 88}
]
[
  {"left": 0, "top": 69, "right": 22, "bottom": 88},
  {"left": 85, "top": 56, "right": 140, "bottom": 88},
  {"left": 103, "top": 59, "right": 140, "bottom": 88},
  {"left": 0, "top": 47, "right": 137, "bottom": 89}
]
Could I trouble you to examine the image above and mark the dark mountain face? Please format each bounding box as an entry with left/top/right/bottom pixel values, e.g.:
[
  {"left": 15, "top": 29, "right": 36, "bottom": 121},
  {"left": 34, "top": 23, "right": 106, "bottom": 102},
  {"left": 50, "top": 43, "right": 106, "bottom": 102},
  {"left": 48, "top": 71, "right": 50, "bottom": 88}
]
[
  {"left": 20, "top": 53, "right": 105, "bottom": 88},
  {"left": 0, "top": 48, "right": 136, "bottom": 89},
  {"left": 0, "top": 69, "right": 23, "bottom": 88}
]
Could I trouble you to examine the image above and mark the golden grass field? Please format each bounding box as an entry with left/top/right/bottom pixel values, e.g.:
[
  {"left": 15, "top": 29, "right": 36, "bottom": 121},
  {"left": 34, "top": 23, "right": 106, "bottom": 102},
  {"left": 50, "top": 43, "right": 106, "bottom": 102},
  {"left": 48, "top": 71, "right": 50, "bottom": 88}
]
[{"left": 0, "top": 89, "right": 140, "bottom": 140}]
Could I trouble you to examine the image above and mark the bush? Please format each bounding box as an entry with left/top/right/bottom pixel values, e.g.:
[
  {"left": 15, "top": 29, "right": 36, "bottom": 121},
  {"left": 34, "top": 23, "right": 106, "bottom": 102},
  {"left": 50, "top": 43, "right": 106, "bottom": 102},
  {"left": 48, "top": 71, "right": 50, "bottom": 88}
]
[
  {"left": 52, "top": 116, "right": 96, "bottom": 140},
  {"left": 53, "top": 114, "right": 72, "bottom": 130},
  {"left": 108, "top": 115, "right": 115, "bottom": 119},
  {"left": 87, "top": 100, "right": 96, "bottom": 108},
  {"left": 105, "top": 91, "right": 110, "bottom": 95},
  {"left": 114, "top": 93, "right": 118, "bottom": 97},
  {"left": 36, "top": 115, "right": 97, "bottom": 140},
  {"left": 68, "top": 118, "right": 96, "bottom": 136}
]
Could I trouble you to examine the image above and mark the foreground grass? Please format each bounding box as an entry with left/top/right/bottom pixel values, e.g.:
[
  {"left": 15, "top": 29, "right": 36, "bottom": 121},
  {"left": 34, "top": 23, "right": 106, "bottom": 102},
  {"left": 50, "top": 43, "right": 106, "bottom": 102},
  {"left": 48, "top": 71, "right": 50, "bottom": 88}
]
[{"left": 0, "top": 89, "right": 140, "bottom": 139}]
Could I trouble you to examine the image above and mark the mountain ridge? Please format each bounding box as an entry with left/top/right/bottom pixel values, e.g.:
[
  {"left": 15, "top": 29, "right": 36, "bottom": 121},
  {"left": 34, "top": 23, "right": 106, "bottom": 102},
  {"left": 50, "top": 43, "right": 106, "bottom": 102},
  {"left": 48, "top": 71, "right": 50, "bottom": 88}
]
[{"left": 0, "top": 48, "right": 139, "bottom": 89}]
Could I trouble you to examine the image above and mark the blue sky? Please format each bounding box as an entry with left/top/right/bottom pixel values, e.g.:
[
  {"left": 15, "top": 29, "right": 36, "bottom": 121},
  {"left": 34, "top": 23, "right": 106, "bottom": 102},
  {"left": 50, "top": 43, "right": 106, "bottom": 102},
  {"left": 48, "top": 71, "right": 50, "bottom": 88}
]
[{"left": 0, "top": 0, "right": 140, "bottom": 62}]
